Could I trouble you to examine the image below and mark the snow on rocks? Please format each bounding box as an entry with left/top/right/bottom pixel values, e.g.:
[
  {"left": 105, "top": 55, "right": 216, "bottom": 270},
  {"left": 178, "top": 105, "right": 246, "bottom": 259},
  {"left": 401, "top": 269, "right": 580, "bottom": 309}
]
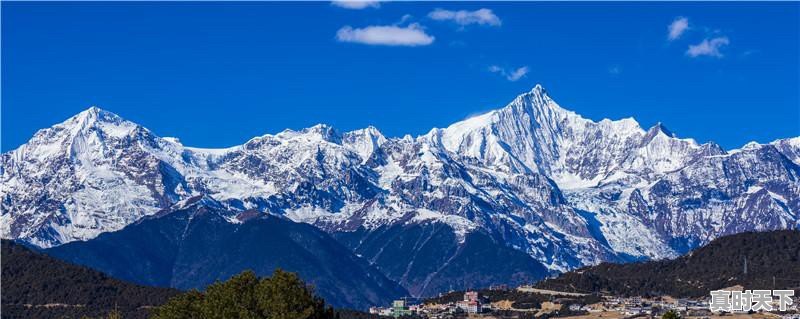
[{"left": 2, "top": 85, "right": 798, "bottom": 274}]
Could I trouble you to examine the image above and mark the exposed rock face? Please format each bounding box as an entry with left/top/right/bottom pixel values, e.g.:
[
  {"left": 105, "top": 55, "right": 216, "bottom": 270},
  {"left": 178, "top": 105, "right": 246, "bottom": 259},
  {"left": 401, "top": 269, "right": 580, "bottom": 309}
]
[{"left": 3, "top": 85, "right": 799, "bottom": 296}]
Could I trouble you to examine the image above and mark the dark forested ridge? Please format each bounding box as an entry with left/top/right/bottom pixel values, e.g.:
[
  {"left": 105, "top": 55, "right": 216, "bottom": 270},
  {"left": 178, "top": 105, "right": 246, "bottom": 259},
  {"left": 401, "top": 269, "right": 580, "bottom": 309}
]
[
  {"left": 1, "top": 239, "right": 179, "bottom": 319},
  {"left": 535, "top": 230, "right": 800, "bottom": 297},
  {"left": 43, "top": 199, "right": 408, "bottom": 310},
  {"left": 4, "top": 226, "right": 798, "bottom": 319},
  {"left": 2, "top": 238, "right": 382, "bottom": 319}
]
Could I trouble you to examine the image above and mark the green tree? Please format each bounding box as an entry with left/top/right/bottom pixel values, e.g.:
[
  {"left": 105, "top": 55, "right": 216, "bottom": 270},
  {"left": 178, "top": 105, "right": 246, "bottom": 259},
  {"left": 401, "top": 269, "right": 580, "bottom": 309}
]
[
  {"left": 151, "top": 269, "right": 334, "bottom": 319},
  {"left": 152, "top": 290, "right": 204, "bottom": 319},
  {"left": 662, "top": 310, "right": 682, "bottom": 319},
  {"left": 257, "top": 269, "right": 331, "bottom": 319},
  {"left": 201, "top": 270, "right": 261, "bottom": 319}
]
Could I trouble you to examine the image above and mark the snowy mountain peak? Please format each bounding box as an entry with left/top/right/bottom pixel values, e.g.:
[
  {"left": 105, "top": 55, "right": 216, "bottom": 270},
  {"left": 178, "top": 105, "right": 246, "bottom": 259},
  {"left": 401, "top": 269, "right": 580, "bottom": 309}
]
[
  {"left": 742, "top": 141, "right": 762, "bottom": 149},
  {"left": 343, "top": 126, "right": 387, "bottom": 162},
  {"left": 516, "top": 84, "right": 554, "bottom": 106},
  {"left": 301, "top": 124, "right": 342, "bottom": 142},
  {"left": 344, "top": 125, "right": 384, "bottom": 140},
  {"left": 62, "top": 106, "right": 141, "bottom": 140},
  {"left": 642, "top": 122, "right": 677, "bottom": 144},
  {"left": 507, "top": 84, "right": 576, "bottom": 128},
  {"left": 648, "top": 122, "right": 674, "bottom": 137},
  {"left": 772, "top": 137, "right": 800, "bottom": 165},
  {"left": 264, "top": 124, "right": 343, "bottom": 145},
  {"left": 78, "top": 105, "right": 103, "bottom": 117},
  {"left": 3, "top": 106, "right": 144, "bottom": 164},
  {"left": 75, "top": 105, "right": 106, "bottom": 119},
  {"left": 530, "top": 83, "right": 546, "bottom": 94},
  {"left": 71, "top": 106, "right": 126, "bottom": 127}
]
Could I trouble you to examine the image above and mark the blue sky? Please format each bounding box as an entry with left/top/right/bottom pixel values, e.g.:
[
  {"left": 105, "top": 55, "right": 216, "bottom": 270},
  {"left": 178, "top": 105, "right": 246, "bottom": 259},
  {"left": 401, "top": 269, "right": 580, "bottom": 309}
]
[{"left": 2, "top": 2, "right": 798, "bottom": 152}]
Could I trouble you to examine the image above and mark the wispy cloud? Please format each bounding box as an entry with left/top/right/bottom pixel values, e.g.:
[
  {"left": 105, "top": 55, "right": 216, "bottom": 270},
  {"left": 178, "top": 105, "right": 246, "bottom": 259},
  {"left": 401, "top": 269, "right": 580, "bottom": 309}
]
[
  {"left": 331, "top": 0, "right": 380, "bottom": 10},
  {"left": 395, "top": 14, "right": 412, "bottom": 26},
  {"left": 336, "top": 23, "right": 434, "bottom": 46},
  {"left": 489, "top": 65, "right": 528, "bottom": 81},
  {"left": 608, "top": 65, "right": 621, "bottom": 75},
  {"left": 428, "top": 8, "right": 501, "bottom": 27},
  {"left": 506, "top": 67, "right": 529, "bottom": 81},
  {"left": 686, "top": 37, "right": 729, "bottom": 58},
  {"left": 667, "top": 17, "right": 690, "bottom": 41},
  {"left": 741, "top": 49, "right": 758, "bottom": 57}
]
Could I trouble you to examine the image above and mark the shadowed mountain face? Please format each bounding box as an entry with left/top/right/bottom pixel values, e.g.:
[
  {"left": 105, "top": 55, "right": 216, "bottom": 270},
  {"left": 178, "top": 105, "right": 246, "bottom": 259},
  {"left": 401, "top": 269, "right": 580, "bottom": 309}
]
[
  {"left": 1, "top": 240, "right": 179, "bottom": 319},
  {"left": 535, "top": 230, "right": 800, "bottom": 297},
  {"left": 333, "top": 222, "right": 550, "bottom": 297},
  {"left": 44, "top": 197, "right": 407, "bottom": 310}
]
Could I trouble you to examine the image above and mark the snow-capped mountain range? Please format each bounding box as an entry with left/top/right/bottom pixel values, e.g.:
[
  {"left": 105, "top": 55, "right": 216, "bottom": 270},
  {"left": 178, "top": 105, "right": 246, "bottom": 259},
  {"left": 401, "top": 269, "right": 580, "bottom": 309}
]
[{"left": 3, "top": 85, "right": 799, "bottom": 275}]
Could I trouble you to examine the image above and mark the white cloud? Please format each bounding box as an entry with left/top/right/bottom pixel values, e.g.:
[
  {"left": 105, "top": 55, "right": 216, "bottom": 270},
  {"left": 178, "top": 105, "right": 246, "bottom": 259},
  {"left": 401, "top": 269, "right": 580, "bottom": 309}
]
[
  {"left": 428, "top": 8, "right": 501, "bottom": 27},
  {"left": 336, "top": 23, "right": 434, "bottom": 46},
  {"left": 489, "top": 65, "right": 528, "bottom": 81},
  {"left": 686, "top": 37, "right": 730, "bottom": 58},
  {"left": 331, "top": 0, "right": 380, "bottom": 10},
  {"left": 667, "top": 17, "right": 690, "bottom": 41}
]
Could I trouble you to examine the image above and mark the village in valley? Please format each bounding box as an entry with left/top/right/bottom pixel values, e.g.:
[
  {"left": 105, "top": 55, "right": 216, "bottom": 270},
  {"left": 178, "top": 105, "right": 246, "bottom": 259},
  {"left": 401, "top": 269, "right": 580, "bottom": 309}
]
[{"left": 368, "top": 285, "right": 800, "bottom": 319}]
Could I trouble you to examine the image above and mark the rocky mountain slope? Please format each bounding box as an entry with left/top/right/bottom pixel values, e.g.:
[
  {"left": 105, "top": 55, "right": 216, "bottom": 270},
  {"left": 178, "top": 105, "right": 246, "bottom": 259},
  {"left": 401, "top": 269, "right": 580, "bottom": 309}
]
[
  {"left": 44, "top": 195, "right": 407, "bottom": 310},
  {"left": 3, "top": 85, "right": 798, "bottom": 296},
  {"left": 332, "top": 222, "right": 549, "bottom": 296}
]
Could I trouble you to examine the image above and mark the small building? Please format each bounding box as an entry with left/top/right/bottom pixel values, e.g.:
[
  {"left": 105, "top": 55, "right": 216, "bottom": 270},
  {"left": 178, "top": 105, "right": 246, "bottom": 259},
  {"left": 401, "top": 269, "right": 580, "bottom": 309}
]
[
  {"left": 456, "top": 300, "right": 480, "bottom": 314},
  {"left": 627, "top": 296, "right": 642, "bottom": 306},
  {"left": 624, "top": 307, "right": 641, "bottom": 315},
  {"left": 392, "top": 299, "right": 413, "bottom": 317},
  {"left": 456, "top": 291, "right": 481, "bottom": 314},
  {"left": 583, "top": 305, "right": 601, "bottom": 313},
  {"left": 624, "top": 307, "right": 644, "bottom": 316},
  {"left": 369, "top": 306, "right": 393, "bottom": 316}
]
